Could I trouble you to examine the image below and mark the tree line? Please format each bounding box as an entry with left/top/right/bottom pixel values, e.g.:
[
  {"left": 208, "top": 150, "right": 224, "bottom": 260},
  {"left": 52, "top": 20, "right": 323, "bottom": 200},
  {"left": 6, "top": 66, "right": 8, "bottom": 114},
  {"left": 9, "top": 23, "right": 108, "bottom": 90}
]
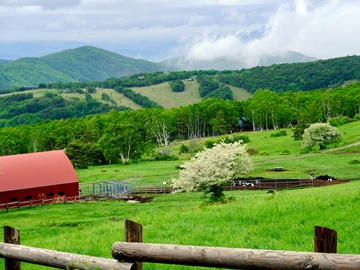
[
  {"left": 40, "top": 55, "right": 360, "bottom": 94},
  {"left": 0, "top": 81, "right": 359, "bottom": 168}
]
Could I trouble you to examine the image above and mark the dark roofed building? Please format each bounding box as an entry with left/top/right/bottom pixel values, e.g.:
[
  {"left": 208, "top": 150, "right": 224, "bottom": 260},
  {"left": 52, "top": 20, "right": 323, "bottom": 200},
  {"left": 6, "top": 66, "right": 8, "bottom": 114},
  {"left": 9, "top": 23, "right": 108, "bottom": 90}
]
[{"left": 0, "top": 150, "right": 79, "bottom": 205}]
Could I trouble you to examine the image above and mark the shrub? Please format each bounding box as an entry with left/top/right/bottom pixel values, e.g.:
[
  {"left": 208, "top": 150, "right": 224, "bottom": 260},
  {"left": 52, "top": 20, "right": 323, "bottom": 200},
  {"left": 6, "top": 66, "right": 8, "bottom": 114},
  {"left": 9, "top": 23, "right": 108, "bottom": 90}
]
[
  {"left": 178, "top": 144, "right": 189, "bottom": 154},
  {"left": 154, "top": 154, "right": 179, "bottom": 161},
  {"left": 247, "top": 148, "right": 259, "bottom": 155},
  {"left": 204, "top": 140, "right": 216, "bottom": 149},
  {"left": 279, "top": 150, "right": 290, "bottom": 155},
  {"left": 329, "top": 116, "right": 352, "bottom": 127},
  {"left": 169, "top": 80, "right": 185, "bottom": 92},
  {"left": 349, "top": 159, "right": 360, "bottom": 164},
  {"left": 226, "top": 134, "right": 250, "bottom": 143},
  {"left": 259, "top": 151, "right": 269, "bottom": 156},
  {"left": 270, "top": 130, "right": 287, "bottom": 137}
]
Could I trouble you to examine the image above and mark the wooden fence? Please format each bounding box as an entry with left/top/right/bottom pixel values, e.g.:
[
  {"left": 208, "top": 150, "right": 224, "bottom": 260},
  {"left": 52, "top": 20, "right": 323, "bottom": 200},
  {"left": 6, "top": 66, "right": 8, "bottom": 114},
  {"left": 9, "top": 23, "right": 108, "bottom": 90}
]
[
  {"left": 0, "top": 179, "right": 315, "bottom": 211},
  {"left": 0, "top": 196, "right": 81, "bottom": 211},
  {"left": 1, "top": 221, "right": 360, "bottom": 269}
]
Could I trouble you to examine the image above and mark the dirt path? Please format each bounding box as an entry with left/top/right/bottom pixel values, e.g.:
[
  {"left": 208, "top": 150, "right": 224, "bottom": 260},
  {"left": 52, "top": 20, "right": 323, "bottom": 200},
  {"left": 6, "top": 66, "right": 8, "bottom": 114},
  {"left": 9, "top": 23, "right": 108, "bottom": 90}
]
[{"left": 321, "top": 140, "right": 360, "bottom": 153}]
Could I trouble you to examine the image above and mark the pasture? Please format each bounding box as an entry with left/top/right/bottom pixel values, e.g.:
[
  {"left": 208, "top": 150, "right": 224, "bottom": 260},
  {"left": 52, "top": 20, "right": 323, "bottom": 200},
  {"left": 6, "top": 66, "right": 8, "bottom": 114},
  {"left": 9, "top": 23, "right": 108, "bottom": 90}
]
[
  {"left": 0, "top": 181, "right": 359, "bottom": 270},
  {"left": 1, "top": 121, "right": 360, "bottom": 269}
]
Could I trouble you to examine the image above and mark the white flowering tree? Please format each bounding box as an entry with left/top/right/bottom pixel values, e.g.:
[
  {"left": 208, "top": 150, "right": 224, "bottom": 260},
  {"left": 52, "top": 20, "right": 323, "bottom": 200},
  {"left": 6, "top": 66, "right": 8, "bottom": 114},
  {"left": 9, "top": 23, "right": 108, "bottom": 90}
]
[
  {"left": 171, "top": 141, "right": 253, "bottom": 203},
  {"left": 302, "top": 123, "right": 342, "bottom": 150}
]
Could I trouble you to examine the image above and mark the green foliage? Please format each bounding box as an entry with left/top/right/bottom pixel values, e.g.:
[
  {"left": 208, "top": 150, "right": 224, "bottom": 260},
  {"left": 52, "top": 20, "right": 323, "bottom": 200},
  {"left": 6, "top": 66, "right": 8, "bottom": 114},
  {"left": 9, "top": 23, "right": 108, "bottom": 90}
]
[
  {"left": 349, "top": 159, "right": 360, "bottom": 164},
  {"left": 270, "top": 130, "right": 287, "bottom": 137},
  {"left": 178, "top": 144, "right": 189, "bottom": 154},
  {"left": 218, "top": 55, "right": 360, "bottom": 93},
  {"left": 203, "top": 85, "right": 234, "bottom": 100},
  {"left": 246, "top": 148, "right": 259, "bottom": 155},
  {"left": 122, "top": 88, "right": 163, "bottom": 108},
  {"left": 197, "top": 74, "right": 220, "bottom": 97},
  {"left": 328, "top": 115, "right": 352, "bottom": 127},
  {"left": 204, "top": 140, "right": 216, "bottom": 148},
  {"left": 87, "top": 87, "right": 96, "bottom": 93},
  {"left": 169, "top": 80, "right": 185, "bottom": 92},
  {"left": 293, "top": 121, "right": 307, "bottom": 141},
  {"left": 279, "top": 150, "right": 291, "bottom": 155}
]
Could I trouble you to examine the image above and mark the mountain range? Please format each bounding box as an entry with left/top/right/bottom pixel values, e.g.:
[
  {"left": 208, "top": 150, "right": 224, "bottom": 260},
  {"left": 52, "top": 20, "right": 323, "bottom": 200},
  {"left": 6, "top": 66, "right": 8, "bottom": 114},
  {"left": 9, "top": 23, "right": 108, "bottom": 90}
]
[{"left": 0, "top": 46, "right": 316, "bottom": 91}]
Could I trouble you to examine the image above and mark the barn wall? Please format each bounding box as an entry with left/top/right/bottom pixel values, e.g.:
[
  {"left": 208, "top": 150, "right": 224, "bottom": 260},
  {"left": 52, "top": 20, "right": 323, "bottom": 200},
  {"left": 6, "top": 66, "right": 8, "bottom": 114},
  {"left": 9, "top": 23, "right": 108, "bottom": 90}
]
[{"left": 0, "top": 183, "right": 79, "bottom": 204}]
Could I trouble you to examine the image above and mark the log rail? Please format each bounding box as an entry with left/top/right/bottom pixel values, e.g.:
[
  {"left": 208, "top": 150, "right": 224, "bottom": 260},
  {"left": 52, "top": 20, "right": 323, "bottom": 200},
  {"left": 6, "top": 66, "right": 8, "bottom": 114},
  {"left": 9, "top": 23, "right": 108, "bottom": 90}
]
[{"left": 112, "top": 242, "right": 360, "bottom": 270}]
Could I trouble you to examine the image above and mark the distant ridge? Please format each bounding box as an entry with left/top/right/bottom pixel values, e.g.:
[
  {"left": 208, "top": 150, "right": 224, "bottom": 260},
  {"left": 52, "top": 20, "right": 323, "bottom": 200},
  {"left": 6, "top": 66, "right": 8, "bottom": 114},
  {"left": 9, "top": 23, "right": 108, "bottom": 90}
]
[
  {"left": 161, "top": 50, "right": 316, "bottom": 71},
  {"left": 0, "top": 59, "right": 11, "bottom": 64},
  {"left": 0, "top": 46, "right": 317, "bottom": 91},
  {"left": 0, "top": 46, "right": 163, "bottom": 90}
]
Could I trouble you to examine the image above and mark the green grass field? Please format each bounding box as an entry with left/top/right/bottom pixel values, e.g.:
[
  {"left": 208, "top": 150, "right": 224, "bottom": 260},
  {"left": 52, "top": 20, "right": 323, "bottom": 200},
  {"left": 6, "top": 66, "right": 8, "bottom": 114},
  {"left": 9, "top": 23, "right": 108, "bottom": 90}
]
[
  {"left": 75, "top": 121, "right": 360, "bottom": 187},
  {"left": 5, "top": 80, "right": 252, "bottom": 111},
  {"left": 1, "top": 182, "right": 359, "bottom": 269},
  {"left": 1, "top": 121, "right": 359, "bottom": 269}
]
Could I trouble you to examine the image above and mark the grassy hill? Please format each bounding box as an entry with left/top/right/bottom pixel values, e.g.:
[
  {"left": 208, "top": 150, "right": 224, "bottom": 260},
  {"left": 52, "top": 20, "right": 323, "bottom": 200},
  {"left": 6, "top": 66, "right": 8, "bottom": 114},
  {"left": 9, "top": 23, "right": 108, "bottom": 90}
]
[
  {"left": 75, "top": 121, "right": 360, "bottom": 186},
  {"left": 132, "top": 80, "right": 251, "bottom": 108},
  {"left": 0, "top": 46, "right": 163, "bottom": 90},
  {"left": 1, "top": 121, "right": 359, "bottom": 269}
]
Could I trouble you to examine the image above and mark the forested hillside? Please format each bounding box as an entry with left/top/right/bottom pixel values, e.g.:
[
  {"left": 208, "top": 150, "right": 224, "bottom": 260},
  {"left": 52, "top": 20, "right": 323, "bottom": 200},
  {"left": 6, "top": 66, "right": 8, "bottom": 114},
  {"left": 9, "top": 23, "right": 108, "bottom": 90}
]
[
  {"left": 45, "top": 55, "right": 360, "bottom": 95},
  {"left": 1, "top": 80, "right": 359, "bottom": 167},
  {"left": 218, "top": 55, "right": 360, "bottom": 93},
  {"left": 0, "top": 91, "right": 130, "bottom": 127}
]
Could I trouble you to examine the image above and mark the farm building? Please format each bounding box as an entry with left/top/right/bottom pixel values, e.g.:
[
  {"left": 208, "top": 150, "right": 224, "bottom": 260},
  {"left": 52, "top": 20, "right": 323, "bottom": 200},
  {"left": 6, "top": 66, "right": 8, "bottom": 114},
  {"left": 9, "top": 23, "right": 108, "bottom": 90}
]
[{"left": 0, "top": 150, "right": 79, "bottom": 205}]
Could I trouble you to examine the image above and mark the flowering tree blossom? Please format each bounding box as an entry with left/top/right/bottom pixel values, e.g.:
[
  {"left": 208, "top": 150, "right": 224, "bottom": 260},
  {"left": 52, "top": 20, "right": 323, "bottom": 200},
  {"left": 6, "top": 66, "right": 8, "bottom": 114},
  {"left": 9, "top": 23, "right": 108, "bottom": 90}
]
[
  {"left": 171, "top": 141, "right": 253, "bottom": 203},
  {"left": 302, "top": 123, "right": 342, "bottom": 150}
]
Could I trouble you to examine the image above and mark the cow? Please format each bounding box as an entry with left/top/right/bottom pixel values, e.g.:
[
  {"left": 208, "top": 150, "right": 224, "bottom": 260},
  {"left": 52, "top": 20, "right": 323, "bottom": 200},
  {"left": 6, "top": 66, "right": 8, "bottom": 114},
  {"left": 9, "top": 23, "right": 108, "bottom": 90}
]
[{"left": 316, "top": 174, "right": 336, "bottom": 182}]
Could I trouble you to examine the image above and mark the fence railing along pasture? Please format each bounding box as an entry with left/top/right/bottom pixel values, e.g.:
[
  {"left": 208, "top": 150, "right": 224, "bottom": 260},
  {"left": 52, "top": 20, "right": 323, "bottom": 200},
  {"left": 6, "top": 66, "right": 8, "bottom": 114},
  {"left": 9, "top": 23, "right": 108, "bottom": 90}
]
[
  {"left": 0, "top": 196, "right": 81, "bottom": 211},
  {"left": 1, "top": 221, "right": 359, "bottom": 270},
  {"left": 0, "top": 178, "right": 315, "bottom": 211}
]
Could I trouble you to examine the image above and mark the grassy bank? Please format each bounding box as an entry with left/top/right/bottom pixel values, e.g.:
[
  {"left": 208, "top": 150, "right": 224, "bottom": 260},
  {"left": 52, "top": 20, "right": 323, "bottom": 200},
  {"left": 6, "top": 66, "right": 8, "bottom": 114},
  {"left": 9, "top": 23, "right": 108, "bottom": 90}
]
[
  {"left": 76, "top": 121, "right": 360, "bottom": 186},
  {"left": 1, "top": 180, "right": 359, "bottom": 269},
  {"left": 1, "top": 121, "right": 359, "bottom": 269}
]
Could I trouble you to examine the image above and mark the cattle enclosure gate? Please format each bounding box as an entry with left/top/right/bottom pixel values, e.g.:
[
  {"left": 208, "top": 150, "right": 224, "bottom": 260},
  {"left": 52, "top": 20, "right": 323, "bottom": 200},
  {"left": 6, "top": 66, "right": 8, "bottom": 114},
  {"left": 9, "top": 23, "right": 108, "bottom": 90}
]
[{"left": 1, "top": 221, "right": 360, "bottom": 270}]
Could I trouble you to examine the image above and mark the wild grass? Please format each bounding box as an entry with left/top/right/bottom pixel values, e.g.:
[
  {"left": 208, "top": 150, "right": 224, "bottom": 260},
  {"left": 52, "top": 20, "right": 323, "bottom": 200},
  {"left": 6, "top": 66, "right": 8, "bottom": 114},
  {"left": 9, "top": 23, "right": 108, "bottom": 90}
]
[
  {"left": 133, "top": 80, "right": 203, "bottom": 108},
  {"left": 133, "top": 80, "right": 252, "bottom": 109},
  {"left": 76, "top": 121, "right": 360, "bottom": 188},
  {"left": 1, "top": 181, "right": 359, "bottom": 270},
  {"left": 1, "top": 121, "right": 360, "bottom": 269}
]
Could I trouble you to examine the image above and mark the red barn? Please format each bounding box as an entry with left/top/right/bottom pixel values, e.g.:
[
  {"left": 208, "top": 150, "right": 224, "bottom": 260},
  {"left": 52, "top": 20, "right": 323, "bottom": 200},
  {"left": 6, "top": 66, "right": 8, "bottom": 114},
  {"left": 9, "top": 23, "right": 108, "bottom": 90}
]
[{"left": 0, "top": 150, "right": 79, "bottom": 205}]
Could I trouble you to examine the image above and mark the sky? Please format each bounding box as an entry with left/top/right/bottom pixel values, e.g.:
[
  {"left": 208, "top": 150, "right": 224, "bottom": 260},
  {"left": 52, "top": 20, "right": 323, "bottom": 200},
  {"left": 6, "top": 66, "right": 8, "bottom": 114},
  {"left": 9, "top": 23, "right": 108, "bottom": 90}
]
[{"left": 1, "top": 0, "right": 360, "bottom": 61}]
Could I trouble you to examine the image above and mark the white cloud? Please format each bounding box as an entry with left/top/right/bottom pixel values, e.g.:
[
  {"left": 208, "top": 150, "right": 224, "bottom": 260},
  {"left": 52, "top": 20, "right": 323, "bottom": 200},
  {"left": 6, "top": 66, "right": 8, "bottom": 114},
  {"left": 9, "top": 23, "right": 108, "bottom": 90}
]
[
  {"left": 1, "top": 0, "right": 360, "bottom": 60},
  {"left": 184, "top": 0, "right": 360, "bottom": 61}
]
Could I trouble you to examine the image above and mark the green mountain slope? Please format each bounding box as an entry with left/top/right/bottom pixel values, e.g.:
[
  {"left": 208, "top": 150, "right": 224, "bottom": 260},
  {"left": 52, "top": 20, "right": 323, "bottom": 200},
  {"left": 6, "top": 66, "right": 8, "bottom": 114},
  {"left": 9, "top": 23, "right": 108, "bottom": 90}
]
[
  {"left": 41, "top": 46, "right": 162, "bottom": 81},
  {"left": 0, "top": 58, "right": 75, "bottom": 90},
  {"left": 0, "top": 59, "right": 11, "bottom": 64},
  {"left": 0, "top": 46, "right": 163, "bottom": 91}
]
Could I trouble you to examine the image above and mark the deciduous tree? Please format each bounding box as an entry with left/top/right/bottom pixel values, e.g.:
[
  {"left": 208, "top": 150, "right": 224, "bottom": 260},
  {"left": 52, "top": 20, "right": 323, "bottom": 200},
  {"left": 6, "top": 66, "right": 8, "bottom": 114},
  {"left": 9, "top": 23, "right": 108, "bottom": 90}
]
[
  {"left": 302, "top": 123, "right": 342, "bottom": 150},
  {"left": 171, "top": 141, "right": 253, "bottom": 203}
]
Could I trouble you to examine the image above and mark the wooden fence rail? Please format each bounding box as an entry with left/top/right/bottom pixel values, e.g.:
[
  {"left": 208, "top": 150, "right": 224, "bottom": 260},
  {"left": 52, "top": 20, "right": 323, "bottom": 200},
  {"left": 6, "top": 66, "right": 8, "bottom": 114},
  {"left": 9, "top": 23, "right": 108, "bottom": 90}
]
[
  {"left": 112, "top": 242, "right": 360, "bottom": 270},
  {"left": 0, "top": 196, "right": 81, "bottom": 211},
  {"left": 0, "top": 243, "right": 133, "bottom": 270},
  {"left": 2, "top": 221, "right": 359, "bottom": 270}
]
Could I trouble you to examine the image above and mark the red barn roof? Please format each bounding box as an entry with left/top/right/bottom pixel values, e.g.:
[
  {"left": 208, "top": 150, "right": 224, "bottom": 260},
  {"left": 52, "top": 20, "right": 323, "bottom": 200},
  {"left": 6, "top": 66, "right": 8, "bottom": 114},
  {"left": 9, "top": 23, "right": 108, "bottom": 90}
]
[{"left": 0, "top": 150, "right": 78, "bottom": 192}]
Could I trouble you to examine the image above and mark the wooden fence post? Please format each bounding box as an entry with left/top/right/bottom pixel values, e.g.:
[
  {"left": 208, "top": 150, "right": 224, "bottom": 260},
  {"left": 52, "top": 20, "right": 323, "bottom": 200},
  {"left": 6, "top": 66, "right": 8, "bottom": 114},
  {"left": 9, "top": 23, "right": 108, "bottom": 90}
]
[
  {"left": 4, "top": 226, "right": 21, "bottom": 270},
  {"left": 124, "top": 220, "right": 143, "bottom": 270},
  {"left": 314, "top": 226, "right": 337, "bottom": 253}
]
